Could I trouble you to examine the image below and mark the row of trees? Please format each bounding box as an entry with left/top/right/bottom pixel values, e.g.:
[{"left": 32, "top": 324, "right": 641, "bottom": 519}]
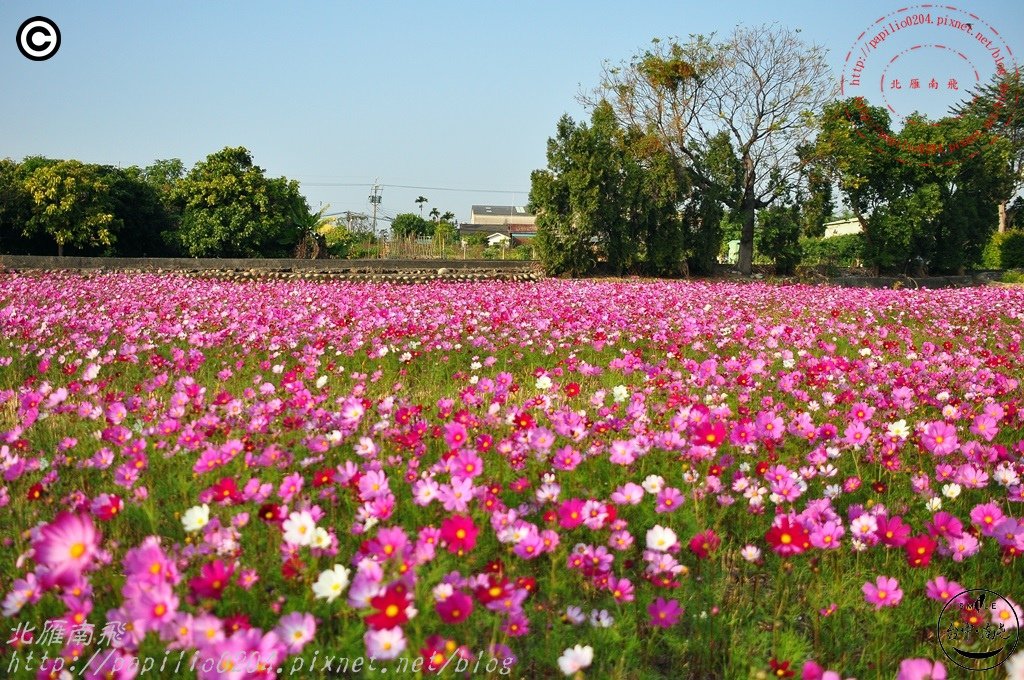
[
  {"left": 530, "top": 25, "right": 1023, "bottom": 276},
  {"left": 0, "top": 147, "right": 317, "bottom": 258}
]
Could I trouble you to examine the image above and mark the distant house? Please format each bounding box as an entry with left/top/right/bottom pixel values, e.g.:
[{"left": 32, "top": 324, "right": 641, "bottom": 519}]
[
  {"left": 458, "top": 222, "right": 509, "bottom": 243},
  {"left": 822, "top": 217, "right": 862, "bottom": 238},
  {"left": 469, "top": 205, "right": 537, "bottom": 242}
]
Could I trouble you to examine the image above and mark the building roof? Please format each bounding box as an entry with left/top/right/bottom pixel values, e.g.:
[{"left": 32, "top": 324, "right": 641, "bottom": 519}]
[
  {"left": 458, "top": 223, "right": 509, "bottom": 236},
  {"left": 508, "top": 224, "right": 537, "bottom": 234},
  {"left": 471, "top": 205, "right": 534, "bottom": 218}
]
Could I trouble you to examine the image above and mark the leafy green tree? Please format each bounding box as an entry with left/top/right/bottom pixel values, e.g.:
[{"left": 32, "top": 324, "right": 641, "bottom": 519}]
[
  {"left": 531, "top": 103, "right": 643, "bottom": 276},
  {"left": 0, "top": 158, "right": 38, "bottom": 254},
  {"left": 170, "top": 147, "right": 307, "bottom": 258},
  {"left": 415, "top": 196, "right": 428, "bottom": 217},
  {"left": 756, "top": 203, "right": 803, "bottom": 275},
  {"left": 390, "top": 213, "right": 432, "bottom": 239},
  {"left": 23, "top": 160, "right": 120, "bottom": 256},
  {"left": 103, "top": 166, "right": 178, "bottom": 257},
  {"left": 953, "top": 70, "right": 1024, "bottom": 232},
  {"left": 812, "top": 99, "right": 1013, "bottom": 273}
]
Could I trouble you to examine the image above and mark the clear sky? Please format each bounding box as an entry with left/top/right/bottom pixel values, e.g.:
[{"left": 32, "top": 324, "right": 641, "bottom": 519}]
[{"left": 2, "top": 1, "right": 1022, "bottom": 227}]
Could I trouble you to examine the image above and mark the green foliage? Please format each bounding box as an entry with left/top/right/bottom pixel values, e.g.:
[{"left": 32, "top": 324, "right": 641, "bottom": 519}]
[
  {"left": 983, "top": 230, "right": 1024, "bottom": 269},
  {"left": 103, "top": 166, "right": 179, "bottom": 257},
  {"left": 800, "top": 234, "right": 864, "bottom": 267},
  {"left": 531, "top": 102, "right": 684, "bottom": 277},
  {"left": 432, "top": 221, "right": 457, "bottom": 244},
  {"left": 170, "top": 147, "right": 306, "bottom": 258},
  {"left": 812, "top": 98, "right": 1014, "bottom": 274},
  {"left": 756, "top": 204, "right": 803, "bottom": 275},
  {"left": 23, "top": 160, "right": 120, "bottom": 256},
  {"left": 0, "top": 158, "right": 39, "bottom": 254},
  {"left": 391, "top": 213, "right": 432, "bottom": 239}
]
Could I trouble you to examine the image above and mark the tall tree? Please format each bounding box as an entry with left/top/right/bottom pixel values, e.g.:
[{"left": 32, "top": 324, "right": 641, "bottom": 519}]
[
  {"left": 170, "top": 147, "right": 307, "bottom": 258},
  {"left": 415, "top": 196, "right": 428, "bottom": 217},
  {"left": 0, "top": 159, "right": 36, "bottom": 254},
  {"left": 952, "top": 70, "right": 1024, "bottom": 232},
  {"left": 531, "top": 101, "right": 683, "bottom": 276},
  {"left": 812, "top": 98, "right": 1013, "bottom": 274},
  {"left": 23, "top": 160, "right": 120, "bottom": 256},
  {"left": 429, "top": 207, "right": 440, "bottom": 222},
  {"left": 585, "top": 26, "right": 833, "bottom": 274}
]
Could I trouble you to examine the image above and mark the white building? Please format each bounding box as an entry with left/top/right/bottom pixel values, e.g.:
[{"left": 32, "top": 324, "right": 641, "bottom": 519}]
[{"left": 822, "top": 218, "right": 862, "bottom": 238}]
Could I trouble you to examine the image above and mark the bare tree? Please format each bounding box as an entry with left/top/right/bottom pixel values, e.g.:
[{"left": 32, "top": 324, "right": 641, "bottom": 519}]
[{"left": 584, "top": 25, "right": 834, "bottom": 274}]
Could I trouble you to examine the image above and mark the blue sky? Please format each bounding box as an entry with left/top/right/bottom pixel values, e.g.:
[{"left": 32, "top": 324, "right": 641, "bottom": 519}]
[{"left": 2, "top": 1, "right": 1022, "bottom": 226}]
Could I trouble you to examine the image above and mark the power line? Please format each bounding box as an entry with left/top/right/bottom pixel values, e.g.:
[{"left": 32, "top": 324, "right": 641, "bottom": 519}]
[{"left": 300, "top": 181, "right": 528, "bottom": 194}]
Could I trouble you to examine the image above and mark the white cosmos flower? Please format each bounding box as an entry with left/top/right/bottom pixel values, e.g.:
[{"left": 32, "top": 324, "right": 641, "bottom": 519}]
[
  {"left": 942, "top": 483, "right": 962, "bottom": 500},
  {"left": 535, "top": 375, "right": 553, "bottom": 390},
  {"left": 645, "top": 525, "right": 677, "bottom": 552},
  {"left": 315, "top": 375, "right": 328, "bottom": 389},
  {"left": 283, "top": 510, "right": 317, "bottom": 546},
  {"left": 311, "top": 527, "right": 331, "bottom": 549},
  {"left": 558, "top": 645, "right": 594, "bottom": 676},
  {"left": 925, "top": 497, "right": 943, "bottom": 512},
  {"left": 182, "top": 504, "right": 210, "bottom": 533},
  {"left": 612, "top": 385, "right": 629, "bottom": 403},
  {"left": 886, "top": 420, "right": 910, "bottom": 439},
  {"left": 740, "top": 545, "right": 761, "bottom": 562},
  {"left": 312, "top": 565, "right": 351, "bottom": 602},
  {"left": 642, "top": 475, "right": 665, "bottom": 495}
]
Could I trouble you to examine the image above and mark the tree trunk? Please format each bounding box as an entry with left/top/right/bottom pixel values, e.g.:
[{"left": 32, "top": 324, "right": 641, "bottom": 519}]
[
  {"left": 738, "top": 155, "right": 757, "bottom": 276},
  {"left": 998, "top": 200, "right": 1007, "bottom": 234},
  {"left": 738, "top": 202, "right": 755, "bottom": 275},
  {"left": 57, "top": 242, "right": 63, "bottom": 257}
]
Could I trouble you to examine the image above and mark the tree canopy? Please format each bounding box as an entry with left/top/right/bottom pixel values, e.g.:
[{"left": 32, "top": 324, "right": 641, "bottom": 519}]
[{"left": 169, "top": 147, "right": 308, "bottom": 258}]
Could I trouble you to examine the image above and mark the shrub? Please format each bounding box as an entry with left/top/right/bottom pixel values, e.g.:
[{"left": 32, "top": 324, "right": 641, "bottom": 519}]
[
  {"left": 800, "top": 234, "right": 864, "bottom": 268},
  {"left": 984, "top": 230, "right": 1024, "bottom": 269}
]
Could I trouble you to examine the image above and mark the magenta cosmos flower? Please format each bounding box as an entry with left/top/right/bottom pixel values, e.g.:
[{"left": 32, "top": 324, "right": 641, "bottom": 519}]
[
  {"left": 648, "top": 597, "right": 682, "bottom": 628},
  {"left": 862, "top": 575, "right": 903, "bottom": 609},
  {"left": 31, "top": 512, "right": 101, "bottom": 582}
]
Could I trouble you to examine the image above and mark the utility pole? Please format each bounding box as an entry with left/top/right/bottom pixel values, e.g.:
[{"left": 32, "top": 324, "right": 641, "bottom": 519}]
[{"left": 369, "top": 181, "right": 382, "bottom": 237}]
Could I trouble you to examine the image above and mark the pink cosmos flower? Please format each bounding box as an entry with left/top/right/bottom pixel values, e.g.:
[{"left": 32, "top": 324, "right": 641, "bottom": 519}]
[
  {"left": 31, "top": 512, "right": 101, "bottom": 583},
  {"left": 809, "top": 521, "right": 844, "bottom": 550},
  {"left": 655, "top": 487, "right": 684, "bottom": 514},
  {"left": 862, "top": 575, "right": 903, "bottom": 609},
  {"left": 843, "top": 421, "right": 870, "bottom": 447},
  {"left": 969, "top": 502, "right": 1005, "bottom": 537},
  {"left": 921, "top": 421, "right": 958, "bottom": 456},
  {"left": 876, "top": 515, "right": 911, "bottom": 547},
  {"left": 992, "top": 598, "right": 1022, "bottom": 629},
  {"left": 364, "top": 626, "right": 407, "bottom": 660},
  {"left": 969, "top": 413, "right": 998, "bottom": 441},
  {"left": 896, "top": 658, "right": 947, "bottom": 680},
  {"left": 276, "top": 611, "right": 316, "bottom": 653},
  {"left": 925, "top": 577, "right": 965, "bottom": 605}
]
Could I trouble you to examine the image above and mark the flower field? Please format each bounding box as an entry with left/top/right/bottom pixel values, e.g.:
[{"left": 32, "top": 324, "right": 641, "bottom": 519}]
[{"left": 1, "top": 272, "right": 1022, "bottom": 679}]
